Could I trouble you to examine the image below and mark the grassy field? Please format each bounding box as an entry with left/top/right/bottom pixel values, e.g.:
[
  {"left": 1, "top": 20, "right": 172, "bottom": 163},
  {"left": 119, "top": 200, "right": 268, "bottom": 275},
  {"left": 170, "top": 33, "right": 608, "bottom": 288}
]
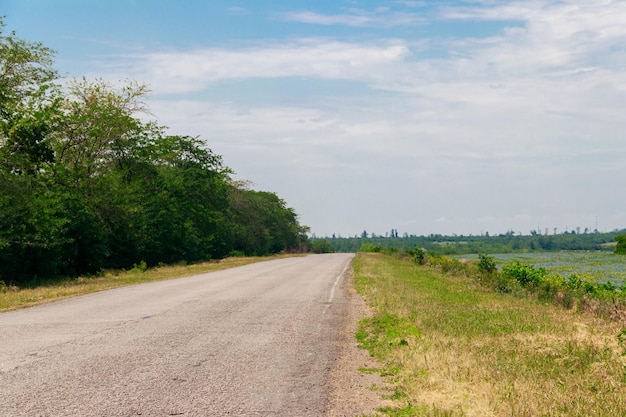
[
  {"left": 0, "top": 256, "right": 279, "bottom": 312},
  {"left": 353, "top": 253, "right": 626, "bottom": 417}
]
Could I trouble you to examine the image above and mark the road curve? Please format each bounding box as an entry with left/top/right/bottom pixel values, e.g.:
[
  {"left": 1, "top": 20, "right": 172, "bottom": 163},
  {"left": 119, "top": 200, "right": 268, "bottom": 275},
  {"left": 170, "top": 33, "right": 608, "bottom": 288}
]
[{"left": 0, "top": 253, "right": 355, "bottom": 417}]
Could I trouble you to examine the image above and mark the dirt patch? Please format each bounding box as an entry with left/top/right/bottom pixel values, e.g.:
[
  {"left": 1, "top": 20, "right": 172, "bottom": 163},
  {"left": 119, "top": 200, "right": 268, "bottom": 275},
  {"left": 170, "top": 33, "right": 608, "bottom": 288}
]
[{"left": 326, "top": 269, "right": 395, "bottom": 417}]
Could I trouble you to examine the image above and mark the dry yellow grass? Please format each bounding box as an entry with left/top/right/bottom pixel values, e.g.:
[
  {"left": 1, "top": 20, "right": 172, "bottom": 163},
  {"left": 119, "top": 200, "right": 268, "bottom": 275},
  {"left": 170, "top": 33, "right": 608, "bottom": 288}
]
[
  {"left": 0, "top": 256, "right": 287, "bottom": 312},
  {"left": 354, "top": 253, "right": 626, "bottom": 417}
]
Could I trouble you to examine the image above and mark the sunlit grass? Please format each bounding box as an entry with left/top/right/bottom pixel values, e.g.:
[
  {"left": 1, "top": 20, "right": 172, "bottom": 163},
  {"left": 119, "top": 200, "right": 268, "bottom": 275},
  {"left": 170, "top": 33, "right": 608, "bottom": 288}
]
[
  {"left": 0, "top": 256, "right": 289, "bottom": 312},
  {"left": 354, "top": 253, "right": 626, "bottom": 417}
]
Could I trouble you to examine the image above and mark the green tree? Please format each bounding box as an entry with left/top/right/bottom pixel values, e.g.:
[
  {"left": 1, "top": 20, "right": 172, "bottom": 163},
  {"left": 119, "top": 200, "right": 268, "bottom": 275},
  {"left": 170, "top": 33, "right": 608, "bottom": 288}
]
[
  {"left": 134, "top": 134, "right": 232, "bottom": 264},
  {"left": 0, "top": 18, "right": 66, "bottom": 284},
  {"left": 48, "top": 78, "right": 152, "bottom": 273},
  {"left": 53, "top": 78, "right": 148, "bottom": 184},
  {"left": 615, "top": 234, "right": 626, "bottom": 255},
  {"left": 0, "top": 18, "right": 57, "bottom": 127},
  {"left": 310, "top": 240, "right": 334, "bottom": 254},
  {"left": 0, "top": 19, "right": 310, "bottom": 284},
  {"left": 478, "top": 253, "right": 497, "bottom": 274},
  {"left": 227, "top": 184, "right": 308, "bottom": 256}
]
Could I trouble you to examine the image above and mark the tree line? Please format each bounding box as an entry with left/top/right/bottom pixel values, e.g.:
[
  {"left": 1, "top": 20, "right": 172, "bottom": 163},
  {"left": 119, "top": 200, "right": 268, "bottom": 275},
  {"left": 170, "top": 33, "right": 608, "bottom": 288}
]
[
  {"left": 313, "top": 229, "right": 626, "bottom": 254},
  {"left": 0, "top": 19, "right": 308, "bottom": 286}
]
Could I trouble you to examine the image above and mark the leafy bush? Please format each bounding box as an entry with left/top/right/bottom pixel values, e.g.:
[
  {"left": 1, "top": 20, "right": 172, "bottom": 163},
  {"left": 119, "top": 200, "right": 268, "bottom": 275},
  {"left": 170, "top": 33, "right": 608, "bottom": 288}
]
[
  {"left": 566, "top": 274, "right": 597, "bottom": 294},
  {"left": 130, "top": 260, "right": 148, "bottom": 273},
  {"left": 501, "top": 261, "right": 547, "bottom": 288},
  {"left": 478, "top": 253, "right": 497, "bottom": 274},
  {"left": 412, "top": 247, "right": 426, "bottom": 265},
  {"left": 536, "top": 274, "right": 566, "bottom": 303},
  {"left": 485, "top": 273, "right": 519, "bottom": 294}
]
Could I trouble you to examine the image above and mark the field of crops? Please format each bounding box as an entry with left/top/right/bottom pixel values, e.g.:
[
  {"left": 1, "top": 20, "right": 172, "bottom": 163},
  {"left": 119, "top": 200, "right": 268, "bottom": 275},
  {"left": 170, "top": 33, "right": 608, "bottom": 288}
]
[{"left": 458, "top": 251, "right": 626, "bottom": 286}]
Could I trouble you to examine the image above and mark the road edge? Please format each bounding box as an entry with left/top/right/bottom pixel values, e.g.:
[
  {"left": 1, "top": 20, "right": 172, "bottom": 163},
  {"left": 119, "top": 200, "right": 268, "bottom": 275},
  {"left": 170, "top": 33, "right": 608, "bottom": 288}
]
[{"left": 326, "top": 264, "right": 394, "bottom": 417}]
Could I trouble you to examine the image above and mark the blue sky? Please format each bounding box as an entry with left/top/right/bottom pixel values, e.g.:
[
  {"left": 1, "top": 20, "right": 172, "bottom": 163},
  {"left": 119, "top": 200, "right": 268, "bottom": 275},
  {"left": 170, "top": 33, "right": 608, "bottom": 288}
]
[{"left": 4, "top": 0, "right": 626, "bottom": 237}]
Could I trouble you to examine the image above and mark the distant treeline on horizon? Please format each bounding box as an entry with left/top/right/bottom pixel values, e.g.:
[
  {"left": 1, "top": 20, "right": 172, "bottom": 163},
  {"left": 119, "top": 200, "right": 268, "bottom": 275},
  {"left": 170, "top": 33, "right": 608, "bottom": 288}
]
[{"left": 311, "top": 228, "right": 626, "bottom": 254}]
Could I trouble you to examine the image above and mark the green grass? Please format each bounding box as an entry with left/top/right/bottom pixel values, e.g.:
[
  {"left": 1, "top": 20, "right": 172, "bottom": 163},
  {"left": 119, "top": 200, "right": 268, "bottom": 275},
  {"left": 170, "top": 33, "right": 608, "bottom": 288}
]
[
  {"left": 353, "top": 253, "right": 626, "bottom": 417},
  {"left": 0, "top": 255, "right": 291, "bottom": 311}
]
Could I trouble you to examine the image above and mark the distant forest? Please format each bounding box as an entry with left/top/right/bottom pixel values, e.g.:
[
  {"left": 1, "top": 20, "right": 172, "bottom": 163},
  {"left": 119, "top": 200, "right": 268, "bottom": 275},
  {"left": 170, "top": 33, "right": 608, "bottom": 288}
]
[
  {"left": 311, "top": 229, "right": 626, "bottom": 254},
  {"left": 0, "top": 19, "right": 308, "bottom": 286}
]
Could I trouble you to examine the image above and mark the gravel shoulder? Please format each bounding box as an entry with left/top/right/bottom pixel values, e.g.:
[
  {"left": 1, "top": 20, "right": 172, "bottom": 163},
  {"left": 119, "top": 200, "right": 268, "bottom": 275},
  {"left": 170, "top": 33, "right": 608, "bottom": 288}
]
[{"left": 327, "top": 268, "right": 395, "bottom": 417}]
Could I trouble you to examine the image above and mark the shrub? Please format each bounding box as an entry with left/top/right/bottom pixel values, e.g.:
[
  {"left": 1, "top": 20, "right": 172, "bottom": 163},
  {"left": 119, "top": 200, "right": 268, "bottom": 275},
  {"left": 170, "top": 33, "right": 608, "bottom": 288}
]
[
  {"left": 501, "top": 261, "right": 547, "bottom": 288},
  {"left": 483, "top": 273, "right": 519, "bottom": 294},
  {"left": 359, "top": 243, "right": 381, "bottom": 253},
  {"left": 566, "top": 274, "right": 596, "bottom": 295},
  {"left": 477, "top": 253, "right": 497, "bottom": 274},
  {"left": 130, "top": 260, "right": 148, "bottom": 273},
  {"left": 537, "top": 274, "right": 566, "bottom": 303},
  {"left": 413, "top": 247, "right": 426, "bottom": 265},
  {"left": 429, "top": 255, "right": 468, "bottom": 275}
]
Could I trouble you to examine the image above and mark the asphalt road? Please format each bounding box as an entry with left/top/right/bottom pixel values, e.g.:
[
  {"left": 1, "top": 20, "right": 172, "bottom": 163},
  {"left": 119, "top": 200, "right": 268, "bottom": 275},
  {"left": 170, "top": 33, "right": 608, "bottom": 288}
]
[{"left": 0, "top": 253, "right": 355, "bottom": 417}]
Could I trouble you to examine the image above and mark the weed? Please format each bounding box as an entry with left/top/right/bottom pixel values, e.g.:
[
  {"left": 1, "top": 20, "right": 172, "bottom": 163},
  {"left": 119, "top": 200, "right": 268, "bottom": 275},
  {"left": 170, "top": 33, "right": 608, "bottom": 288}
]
[{"left": 130, "top": 260, "right": 148, "bottom": 273}]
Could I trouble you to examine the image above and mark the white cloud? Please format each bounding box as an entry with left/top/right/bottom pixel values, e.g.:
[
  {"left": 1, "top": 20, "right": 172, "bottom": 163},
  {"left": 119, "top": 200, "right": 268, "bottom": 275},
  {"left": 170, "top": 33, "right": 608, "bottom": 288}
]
[
  {"left": 98, "top": 0, "right": 626, "bottom": 235},
  {"left": 106, "top": 39, "right": 410, "bottom": 94},
  {"left": 280, "top": 8, "right": 425, "bottom": 27},
  {"left": 280, "top": 11, "right": 373, "bottom": 27}
]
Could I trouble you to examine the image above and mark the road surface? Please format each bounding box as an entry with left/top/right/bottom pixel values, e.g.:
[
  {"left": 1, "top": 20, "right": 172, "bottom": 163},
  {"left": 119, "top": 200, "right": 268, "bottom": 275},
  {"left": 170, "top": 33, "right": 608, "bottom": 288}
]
[{"left": 0, "top": 253, "right": 355, "bottom": 416}]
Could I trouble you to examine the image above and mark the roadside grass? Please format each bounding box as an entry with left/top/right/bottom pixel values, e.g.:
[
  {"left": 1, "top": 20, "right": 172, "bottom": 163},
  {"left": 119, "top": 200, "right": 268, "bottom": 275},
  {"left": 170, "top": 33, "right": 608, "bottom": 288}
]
[
  {"left": 353, "top": 253, "right": 626, "bottom": 417},
  {"left": 0, "top": 256, "right": 286, "bottom": 312}
]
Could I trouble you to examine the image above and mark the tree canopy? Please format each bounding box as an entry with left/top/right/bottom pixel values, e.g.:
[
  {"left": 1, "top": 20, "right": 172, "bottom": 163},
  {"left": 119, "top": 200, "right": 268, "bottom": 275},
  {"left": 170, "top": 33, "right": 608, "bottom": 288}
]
[
  {"left": 616, "top": 235, "right": 626, "bottom": 255},
  {"left": 0, "top": 18, "right": 309, "bottom": 286}
]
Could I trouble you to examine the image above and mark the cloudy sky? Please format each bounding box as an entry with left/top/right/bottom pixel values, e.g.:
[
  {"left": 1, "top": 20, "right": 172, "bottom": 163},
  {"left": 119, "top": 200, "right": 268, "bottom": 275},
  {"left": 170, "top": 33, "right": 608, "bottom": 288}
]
[{"left": 4, "top": 0, "right": 625, "bottom": 237}]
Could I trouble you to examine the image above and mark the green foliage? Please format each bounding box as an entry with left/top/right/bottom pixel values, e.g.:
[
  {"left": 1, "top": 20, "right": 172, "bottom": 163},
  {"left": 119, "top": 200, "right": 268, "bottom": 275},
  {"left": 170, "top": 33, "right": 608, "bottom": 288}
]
[
  {"left": 130, "top": 260, "right": 148, "bottom": 273},
  {"left": 616, "top": 234, "right": 626, "bottom": 255},
  {"left": 501, "top": 261, "right": 547, "bottom": 287},
  {"left": 477, "top": 253, "right": 497, "bottom": 274},
  {"left": 310, "top": 240, "right": 334, "bottom": 254},
  {"left": 428, "top": 255, "right": 471, "bottom": 275},
  {"left": 566, "top": 274, "right": 597, "bottom": 294},
  {"left": 0, "top": 19, "right": 309, "bottom": 286},
  {"left": 227, "top": 186, "right": 308, "bottom": 256},
  {"left": 412, "top": 247, "right": 426, "bottom": 265},
  {"left": 313, "top": 229, "right": 626, "bottom": 254},
  {"left": 359, "top": 242, "right": 382, "bottom": 253},
  {"left": 433, "top": 254, "right": 626, "bottom": 319},
  {"left": 0, "top": 18, "right": 57, "bottom": 122}
]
